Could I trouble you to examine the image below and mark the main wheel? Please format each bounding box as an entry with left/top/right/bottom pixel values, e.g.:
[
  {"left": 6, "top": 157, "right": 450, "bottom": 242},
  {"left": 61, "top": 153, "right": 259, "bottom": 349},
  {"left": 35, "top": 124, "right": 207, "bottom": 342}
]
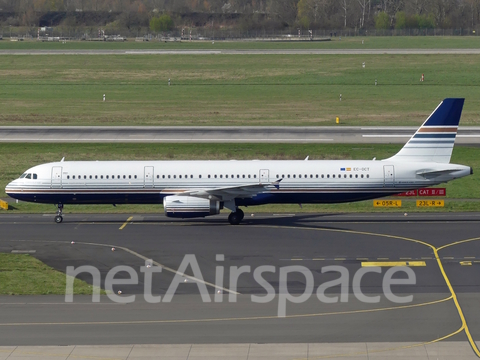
[
  {"left": 236, "top": 208, "right": 244, "bottom": 221},
  {"left": 54, "top": 215, "right": 63, "bottom": 223},
  {"left": 228, "top": 212, "right": 241, "bottom": 225}
]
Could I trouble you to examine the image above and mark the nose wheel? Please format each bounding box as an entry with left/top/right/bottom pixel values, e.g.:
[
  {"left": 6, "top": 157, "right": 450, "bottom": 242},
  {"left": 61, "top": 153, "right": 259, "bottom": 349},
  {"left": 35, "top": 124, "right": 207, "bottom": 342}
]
[
  {"left": 228, "top": 208, "right": 244, "bottom": 225},
  {"left": 55, "top": 204, "right": 63, "bottom": 223}
]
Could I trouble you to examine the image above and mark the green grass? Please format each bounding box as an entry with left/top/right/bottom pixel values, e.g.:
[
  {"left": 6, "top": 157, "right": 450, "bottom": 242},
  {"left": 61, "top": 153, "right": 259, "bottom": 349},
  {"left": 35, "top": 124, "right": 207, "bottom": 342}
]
[
  {"left": 1, "top": 53, "right": 480, "bottom": 126},
  {"left": 0, "top": 253, "right": 104, "bottom": 295},
  {"left": 1, "top": 143, "right": 479, "bottom": 213}
]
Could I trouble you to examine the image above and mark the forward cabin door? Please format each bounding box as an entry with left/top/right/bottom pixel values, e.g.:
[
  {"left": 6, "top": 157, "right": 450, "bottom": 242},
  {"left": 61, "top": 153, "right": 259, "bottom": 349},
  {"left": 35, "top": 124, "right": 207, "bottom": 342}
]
[
  {"left": 51, "top": 166, "right": 62, "bottom": 188},
  {"left": 383, "top": 165, "right": 395, "bottom": 187},
  {"left": 260, "top": 169, "right": 269, "bottom": 183},
  {"left": 144, "top": 166, "right": 154, "bottom": 188}
]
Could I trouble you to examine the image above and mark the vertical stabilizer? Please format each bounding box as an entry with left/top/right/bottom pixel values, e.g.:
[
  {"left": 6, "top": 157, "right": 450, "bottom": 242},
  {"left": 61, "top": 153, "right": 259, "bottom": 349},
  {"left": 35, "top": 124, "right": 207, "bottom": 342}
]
[{"left": 386, "top": 98, "right": 464, "bottom": 163}]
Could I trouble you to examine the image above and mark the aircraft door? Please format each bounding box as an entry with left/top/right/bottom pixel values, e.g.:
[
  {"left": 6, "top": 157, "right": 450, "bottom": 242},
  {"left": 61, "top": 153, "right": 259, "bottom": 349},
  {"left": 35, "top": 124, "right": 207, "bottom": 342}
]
[
  {"left": 383, "top": 165, "right": 394, "bottom": 187},
  {"left": 144, "top": 166, "right": 154, "bottom": 188},
  {"left": 260, "top": 169, "right": 269, "bottom": 183},
  {"left": 51, "top": 166, "right": 62, "bottom": 188}
]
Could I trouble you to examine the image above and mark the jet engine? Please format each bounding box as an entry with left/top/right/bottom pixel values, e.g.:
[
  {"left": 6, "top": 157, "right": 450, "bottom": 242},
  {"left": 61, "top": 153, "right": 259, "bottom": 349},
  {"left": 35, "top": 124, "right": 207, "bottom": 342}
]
[{"left": 163, "top": 195, "right": 220, "bottom": 218}]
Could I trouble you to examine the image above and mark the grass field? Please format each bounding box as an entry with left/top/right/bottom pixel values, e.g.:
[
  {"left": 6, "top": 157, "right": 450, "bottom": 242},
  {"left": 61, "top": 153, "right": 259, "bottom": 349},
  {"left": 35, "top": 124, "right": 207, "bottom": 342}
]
[
  {"left": 1, "top": 53, "right": 480, "bottom": 126},
  {"left": 1, "top": 142, "right": 479, "bottom": 213},
  {"left": 0, "top": 253, "right": 104, "bottom": 295}
]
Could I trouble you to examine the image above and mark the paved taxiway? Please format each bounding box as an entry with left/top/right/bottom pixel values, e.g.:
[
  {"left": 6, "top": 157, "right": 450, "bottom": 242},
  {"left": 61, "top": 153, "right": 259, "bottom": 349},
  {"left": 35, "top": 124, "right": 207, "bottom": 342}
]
[
  {"left": 1, "top": 213, "right": 480, "bottom": 358},
  {"left": 2, "top": 49, "right": 480, "bottom": 55},
  {"left": 2, "top": 126, "right": 480, "bottom": 144}
]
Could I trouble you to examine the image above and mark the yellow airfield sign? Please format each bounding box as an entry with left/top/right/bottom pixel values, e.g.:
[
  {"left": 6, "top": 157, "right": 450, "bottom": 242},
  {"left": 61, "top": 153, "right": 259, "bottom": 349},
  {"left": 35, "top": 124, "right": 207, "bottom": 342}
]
[{"left": 373, "top": 200, "right": 402, "bottom": 207}]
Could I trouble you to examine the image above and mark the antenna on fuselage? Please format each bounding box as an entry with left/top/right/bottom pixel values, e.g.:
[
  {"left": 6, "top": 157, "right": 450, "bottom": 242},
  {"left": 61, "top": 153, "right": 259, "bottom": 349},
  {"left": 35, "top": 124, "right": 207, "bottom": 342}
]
[
  {"left": 60, "top": 157, "right": 65, "bottom": 162},
  {"left": 304, "top": 156, "right": 309, "bottom": 161}
]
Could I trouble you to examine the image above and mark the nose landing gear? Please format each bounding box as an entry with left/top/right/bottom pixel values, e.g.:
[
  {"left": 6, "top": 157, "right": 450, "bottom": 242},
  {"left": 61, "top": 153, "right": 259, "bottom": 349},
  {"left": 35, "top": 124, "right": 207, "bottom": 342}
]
[{"left": 54, "top": 204, "right": 63, "bottom": 223}]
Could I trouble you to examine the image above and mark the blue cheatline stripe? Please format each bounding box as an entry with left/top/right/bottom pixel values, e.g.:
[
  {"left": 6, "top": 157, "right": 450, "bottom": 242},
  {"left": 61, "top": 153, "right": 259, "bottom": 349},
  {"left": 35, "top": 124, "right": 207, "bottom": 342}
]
[
  {"left": 413, "top": 133, "right": 456, "bottom": 139},
  {"left": 408, "top": 140, "right": 455, "bottom": 144}
]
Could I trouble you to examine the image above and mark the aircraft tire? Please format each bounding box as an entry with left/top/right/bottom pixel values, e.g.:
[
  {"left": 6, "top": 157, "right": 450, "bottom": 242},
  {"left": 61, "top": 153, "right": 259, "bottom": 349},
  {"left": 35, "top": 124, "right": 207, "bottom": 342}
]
[
  {"left": 228, "top": 212, "right": 241, "bottom": 225},
  {"left": 55, "top": 215, "right": 63, "bottom": 223}
]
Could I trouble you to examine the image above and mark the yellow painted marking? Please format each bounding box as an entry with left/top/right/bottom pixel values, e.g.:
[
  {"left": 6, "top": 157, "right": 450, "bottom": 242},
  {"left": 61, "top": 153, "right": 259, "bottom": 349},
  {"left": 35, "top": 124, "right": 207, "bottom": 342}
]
[
  {"left": 356, "top": 257, "right": 369, "bottom": 260},
  {"left": 373, "top": 199, "right": 401, "bottom": 207},
  {"left": 119, "top": 216, "right": 133, "bottom": 230},
  {"left": 334, "top": 258, "right": 346, "bottom": 261},
  {"left": 291, "top": 258, "right": 303, "bottom": 261},
  {"left": 464, "top": 256, "right": 476, "bottom": 259},
  {"left": 460, "top": 261, "right": 472, "bottom": 266},
  {"left": 312, "top": 258, "right": 325, "bottom": 261},
  {"left": 362, "top": 261, "right": 426, "bottom": 267},
  {"left": 399, "top": 257, "right": 412, "bottom": 260},
  {"left": 421, "top": 257, "right": 432, "bottom": 260},
  {"left": 0, "top": 295, "right": 452, "bottom": 327},
  {"left": 416, "top": 200, "right": 444, "bottom": 207},
  {"left": 377, "top": 257, "right": 389, "bottom": 260},
  {"left": 443, "top": 257, "right": 454, "bottom": 259}
]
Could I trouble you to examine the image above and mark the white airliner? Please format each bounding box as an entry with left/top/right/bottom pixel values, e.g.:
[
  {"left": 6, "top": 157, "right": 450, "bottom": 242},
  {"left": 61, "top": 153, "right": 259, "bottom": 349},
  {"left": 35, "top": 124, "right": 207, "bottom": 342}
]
[{"left": 6, "top": 98, "right": 472, "bottom": 225}]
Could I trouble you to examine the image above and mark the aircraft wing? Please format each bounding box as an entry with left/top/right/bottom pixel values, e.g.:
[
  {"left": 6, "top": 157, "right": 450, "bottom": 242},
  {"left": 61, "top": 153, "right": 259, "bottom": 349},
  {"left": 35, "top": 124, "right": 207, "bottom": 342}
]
[{"left": 174, "top": 179, "right": 282, "bottom": 201}]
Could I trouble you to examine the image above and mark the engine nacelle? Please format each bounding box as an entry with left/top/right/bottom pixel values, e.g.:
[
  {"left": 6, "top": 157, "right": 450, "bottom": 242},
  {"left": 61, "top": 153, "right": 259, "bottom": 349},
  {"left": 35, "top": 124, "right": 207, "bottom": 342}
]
[{"left": 163, "top": 195, "right": 220, "bottom": 218}]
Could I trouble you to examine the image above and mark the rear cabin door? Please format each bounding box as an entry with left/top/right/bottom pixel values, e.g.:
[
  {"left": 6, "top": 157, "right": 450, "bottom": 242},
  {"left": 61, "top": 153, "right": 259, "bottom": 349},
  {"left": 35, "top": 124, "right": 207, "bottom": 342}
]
[
  {"left": 260, "top": 169, "right": 269, "bottom": 183},
  {"left": 51, "top": 166, "right": 62, "bottom": 188},
  {"left": 383, "top": 165, "right": 395, "bottom": 187},
  {"left": 144, "top": 166, "right": 154, "bottom": 188}
]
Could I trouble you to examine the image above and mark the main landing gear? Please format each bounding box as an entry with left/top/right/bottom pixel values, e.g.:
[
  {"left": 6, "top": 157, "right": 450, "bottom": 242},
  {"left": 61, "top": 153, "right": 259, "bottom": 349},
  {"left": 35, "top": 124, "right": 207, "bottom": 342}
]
[
  {"left": 54, "top": 203, "right": 63, "bottom": 223},
  {"left": 228, "top": 208, "right": 244, "bottom": 225}
]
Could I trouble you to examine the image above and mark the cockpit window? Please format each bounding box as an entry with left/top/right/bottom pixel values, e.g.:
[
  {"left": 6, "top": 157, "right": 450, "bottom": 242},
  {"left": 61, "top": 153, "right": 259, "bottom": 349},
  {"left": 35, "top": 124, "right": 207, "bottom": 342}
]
[
  {"left": 19, "top": 173, "right": 27, "bottom": 179},
  {"left": 25, "top": 173, "right": 32, "bottom": 179},
  {"left": 33, "top": 174, "right": 37, "bottom": 179}
]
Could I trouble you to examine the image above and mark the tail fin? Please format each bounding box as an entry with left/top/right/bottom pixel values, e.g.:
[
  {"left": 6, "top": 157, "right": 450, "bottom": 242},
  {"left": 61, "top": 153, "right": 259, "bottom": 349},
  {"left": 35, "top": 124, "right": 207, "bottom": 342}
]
[{"left": 386, "top": 98, "right": 464, "bottom": 163}]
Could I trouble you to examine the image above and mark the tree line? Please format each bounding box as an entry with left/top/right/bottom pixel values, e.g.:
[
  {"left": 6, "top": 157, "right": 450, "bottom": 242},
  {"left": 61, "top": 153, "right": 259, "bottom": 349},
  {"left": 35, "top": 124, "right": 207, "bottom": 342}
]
[{"left": 1, "top": 0, "right": 479, "bottom": 31}]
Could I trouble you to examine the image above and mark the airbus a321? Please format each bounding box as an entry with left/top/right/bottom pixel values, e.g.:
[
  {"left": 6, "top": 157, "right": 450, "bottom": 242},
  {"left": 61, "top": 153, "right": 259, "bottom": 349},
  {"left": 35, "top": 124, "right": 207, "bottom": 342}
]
[{"left": 6, "top": 98, "right": 472, "bottom": 225}]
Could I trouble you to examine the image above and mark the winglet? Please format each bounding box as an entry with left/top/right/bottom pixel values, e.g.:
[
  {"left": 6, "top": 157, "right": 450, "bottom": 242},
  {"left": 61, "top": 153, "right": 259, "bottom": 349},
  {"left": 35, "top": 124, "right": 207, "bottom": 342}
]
[{"left": 273, "top": 179, "right": 282, "bottom": 190}]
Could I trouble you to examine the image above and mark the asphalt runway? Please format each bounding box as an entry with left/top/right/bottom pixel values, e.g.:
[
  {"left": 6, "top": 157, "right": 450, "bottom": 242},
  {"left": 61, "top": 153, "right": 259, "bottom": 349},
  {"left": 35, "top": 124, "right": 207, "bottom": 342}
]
[
  {"left": 2, "top": 49, "right": 480, "bottom": 55},
  {"left": 1, "top": 212, "right": 480, "bottom": 357},
  {"left": 2, "top": 126, "right": 480, "bottom": 144}
]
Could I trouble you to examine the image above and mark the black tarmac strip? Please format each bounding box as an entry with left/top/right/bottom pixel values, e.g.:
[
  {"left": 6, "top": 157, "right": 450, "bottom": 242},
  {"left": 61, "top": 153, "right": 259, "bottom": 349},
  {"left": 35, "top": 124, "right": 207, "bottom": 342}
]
[{"left": 0, "top": 212, "right": 480, "bottom": 347}]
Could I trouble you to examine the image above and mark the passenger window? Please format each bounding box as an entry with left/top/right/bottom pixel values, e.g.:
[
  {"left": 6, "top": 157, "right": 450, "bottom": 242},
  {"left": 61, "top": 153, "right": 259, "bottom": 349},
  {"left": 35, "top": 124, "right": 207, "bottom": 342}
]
[
  {"left": 276, "top": 174, "right": 279, "bottom": 178},
  {"left": 67, "top": 175, "right": 70, "bottom": 179},
  {"left": 134, "top": 175, "right": 137, "bottom": 179},
  {"left": 225, "top": 175, "right": 228, "bottom": 178},
  {"left": 248, "top": 175, "right": 251, "bottom": 178},
  {"left": 327, "top": 175, "right": 330, "bottom": 178},
  {"left": 208, "top": 175, "right": 211, "bottom": 178},
  {"left": 287, "top": 175, "right": 290, "bottom": 178},
  {"left": 162, "top": 175, "right": 165, "bottom": 179},
  {"left": 237, "top": 175, "right": 240, "bottom": 178},
  {"left": 106, "top": 175, "right": 109, "bottom": 179},
  {"left": 199, "top": 175, "right": 202, "bottom": 178},
  {"left": 321, "top": 175, "right": 324, "bottom": 178},
  {"left": 332, "top": 175, "right": 335, "bottom": 178},
  {"left": 361, "top": 174, "right": 364, "bottom": 178},
  {"left": 254, "top": 175, "right": 256, "bottom": 178},
  {"left": 191, "top": 175, "right": 193, "bottom": 178},
  {"left": 179, "top": 175, "right": 182, "bottom": 179},
  {"left": 73, "top": 175, "right": 76, "bottom": 179},
  {"left": 220, "top": 175, "right": 223, "bottom": 178},
  {"left": 344, "top": 174, "right": 347, "bottom": 178},
  {"left": 355, "top": 174, "right": 358, "bottom": 178},
  {"left": 350, "top": 174, "right": 352, "bottom": 178},
  {"left": 298, "top": 175, "right": 301, "bottom": 178},
  {"left": 242, "top": 175, "right": 245, "bottom": 178},
  {"left": 367, "top": 174, "right": 370, "bottom": 178}
]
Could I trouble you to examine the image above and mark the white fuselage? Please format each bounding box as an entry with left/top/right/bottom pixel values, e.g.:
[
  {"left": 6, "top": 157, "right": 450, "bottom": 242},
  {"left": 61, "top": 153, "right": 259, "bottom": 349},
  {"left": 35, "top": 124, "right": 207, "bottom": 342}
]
[{"left": 5, "top": 159, "right": 471, "bottom": 206}]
